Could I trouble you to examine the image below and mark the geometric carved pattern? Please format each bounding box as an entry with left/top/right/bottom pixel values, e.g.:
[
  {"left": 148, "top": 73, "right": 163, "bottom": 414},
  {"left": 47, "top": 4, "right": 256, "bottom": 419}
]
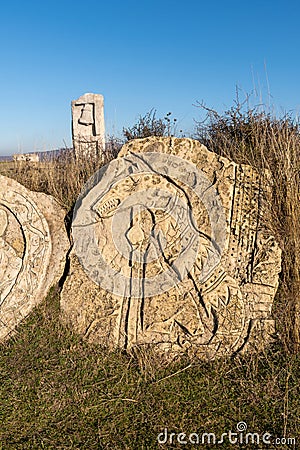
[
  {"left": 61, "top": 137, "right": 282, "bottom": 359},
  {"left": 0, "top": 175, "right": 69, "bottom": 340}
]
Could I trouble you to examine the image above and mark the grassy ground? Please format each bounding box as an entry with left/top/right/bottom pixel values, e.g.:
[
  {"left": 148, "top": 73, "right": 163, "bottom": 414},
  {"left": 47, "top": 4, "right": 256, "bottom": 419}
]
[{"left": 0, "top": 289, "right": 299, "bottom": 449}]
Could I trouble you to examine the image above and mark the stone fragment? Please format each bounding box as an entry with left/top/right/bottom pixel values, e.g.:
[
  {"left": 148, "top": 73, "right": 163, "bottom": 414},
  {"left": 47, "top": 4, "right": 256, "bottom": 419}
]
[
  {"left": 0, "top": 175, "right": 69, "bottom": 339},
  {"left": 61, "top": 137, "right": 282, "bottom": 359},
  {"left": 72, "top": 93, "right": 105, "bottom": 157}
]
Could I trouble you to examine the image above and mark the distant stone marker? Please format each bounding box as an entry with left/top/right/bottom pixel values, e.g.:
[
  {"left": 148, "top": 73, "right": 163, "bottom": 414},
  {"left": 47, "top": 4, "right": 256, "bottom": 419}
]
[
  {"left": 13, "top": 153, "right": 39, "bottom": 163},
  {"left": 72, "top": 93, "right": 105, "bottom": 157},
  {"left": 61, "top": 137, "right": 282, "bottom": 359},
  {"left": 0, "top": 175, "right": 69, "bottom": 339}
]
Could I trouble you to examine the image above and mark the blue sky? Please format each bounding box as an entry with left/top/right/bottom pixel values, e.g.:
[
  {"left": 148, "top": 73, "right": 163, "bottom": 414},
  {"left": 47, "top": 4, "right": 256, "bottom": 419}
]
[{"left": 1, "top": 0, "right": 300, "bottom": 155}]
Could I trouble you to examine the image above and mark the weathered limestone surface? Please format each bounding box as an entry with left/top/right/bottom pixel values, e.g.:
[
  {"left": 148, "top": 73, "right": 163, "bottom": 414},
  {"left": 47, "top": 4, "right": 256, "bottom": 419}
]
[
  {"left": 72, "top": 93, "right": 105, "bottom": 156},
  {"left": 0, "top": 175, "right": 69, "bottom": 339},
  {"left": 61, "top": 137, "right": 282, "bottom": 359}
]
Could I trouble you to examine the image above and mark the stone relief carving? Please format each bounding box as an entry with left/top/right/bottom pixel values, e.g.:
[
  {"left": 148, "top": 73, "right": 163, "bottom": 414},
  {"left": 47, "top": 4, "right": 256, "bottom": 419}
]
[
  {"left": 0, "top": 175, "right": 69, "bottom": 340},
  {"left": 61, "top": 137, "right": 282, "bottom": 359},
  {"left": 0, "top": 207, "right": 23, "bottom": 305}
]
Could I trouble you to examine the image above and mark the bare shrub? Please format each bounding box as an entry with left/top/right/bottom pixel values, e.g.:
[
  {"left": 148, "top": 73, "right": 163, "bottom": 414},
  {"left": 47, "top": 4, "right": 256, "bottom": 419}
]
[{"left": 123, "top": 109, "right": 181, "bottom": 141}]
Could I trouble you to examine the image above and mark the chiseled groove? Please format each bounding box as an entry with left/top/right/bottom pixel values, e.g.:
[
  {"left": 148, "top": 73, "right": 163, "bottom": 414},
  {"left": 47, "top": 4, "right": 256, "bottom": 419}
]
[
  {"left": 96, "top": 198, "right": 120, "bottom": 218},
  {"left": 202, "top": 271, "right": 227, "bottom": 295},
  {"left": 187, "top": 272, "right": 210, "bottom": 319},
  {"left": 123, "top": 208, "right": 134, "bottom": 350},
  {"left": 229, "top": 165, "right": 237, "bottom": 230}
]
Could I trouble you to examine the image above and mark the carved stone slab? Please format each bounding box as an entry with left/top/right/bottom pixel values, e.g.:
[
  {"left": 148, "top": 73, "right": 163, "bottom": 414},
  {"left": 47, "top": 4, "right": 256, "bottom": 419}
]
[
  {"left": 61, "top": 137, "right": 282, "bottom": 359},
  {"left": 72, "top": 93, "right": 105, "bottom": 156},
  {"left": 0, "top": 175, "right": 69, "bottom": 339}
]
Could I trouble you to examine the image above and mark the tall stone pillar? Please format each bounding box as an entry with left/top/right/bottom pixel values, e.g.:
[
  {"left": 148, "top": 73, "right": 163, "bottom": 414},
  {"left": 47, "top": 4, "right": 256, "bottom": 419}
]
[{"left": 72, "top": 93, "right": 105, "bottom": 157}]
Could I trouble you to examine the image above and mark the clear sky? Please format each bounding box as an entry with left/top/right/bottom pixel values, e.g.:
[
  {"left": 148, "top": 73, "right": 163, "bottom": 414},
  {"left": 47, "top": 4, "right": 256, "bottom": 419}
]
[{"left": 1, "top": 0, "right": 300, "bottom": 155}]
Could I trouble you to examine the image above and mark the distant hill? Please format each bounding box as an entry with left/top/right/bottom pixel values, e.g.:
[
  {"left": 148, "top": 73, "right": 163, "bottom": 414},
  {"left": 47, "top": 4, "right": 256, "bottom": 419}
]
[
  {"left": 0, "top": 154, "right": 13, "bottom": 161},
  {"left": 0, "top": 148, "right": 72, "bottom": 162}
]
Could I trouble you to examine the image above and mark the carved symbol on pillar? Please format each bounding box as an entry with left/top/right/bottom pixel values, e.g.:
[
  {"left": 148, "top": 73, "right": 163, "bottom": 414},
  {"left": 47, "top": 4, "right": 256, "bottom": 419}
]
[{"left": 78, "top": 103, "right": 94, "bottom": 126}]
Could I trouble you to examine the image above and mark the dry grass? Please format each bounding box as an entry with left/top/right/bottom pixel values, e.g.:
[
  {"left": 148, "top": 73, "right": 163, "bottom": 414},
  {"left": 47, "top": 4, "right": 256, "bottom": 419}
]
[{"left": 0, "top": 141, "right": 120, "bottom": 210}]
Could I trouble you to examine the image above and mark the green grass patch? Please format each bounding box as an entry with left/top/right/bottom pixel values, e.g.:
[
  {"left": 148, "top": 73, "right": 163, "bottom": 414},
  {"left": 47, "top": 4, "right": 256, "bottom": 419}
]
[{"left": 0, "top": 289, "right": 299, "bottom": 449}]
